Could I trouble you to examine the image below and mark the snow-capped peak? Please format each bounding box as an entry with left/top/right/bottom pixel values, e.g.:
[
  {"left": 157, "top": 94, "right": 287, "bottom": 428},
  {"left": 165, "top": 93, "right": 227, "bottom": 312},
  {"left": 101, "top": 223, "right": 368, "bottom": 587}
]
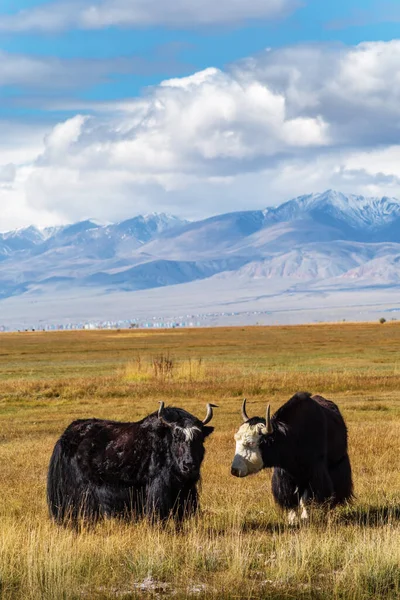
[
  {"left": 2, "top": 224, "right": 43, "bottom": 239},
  {"left": 272, "top": 189, "right": 400, "bottom": 230}
]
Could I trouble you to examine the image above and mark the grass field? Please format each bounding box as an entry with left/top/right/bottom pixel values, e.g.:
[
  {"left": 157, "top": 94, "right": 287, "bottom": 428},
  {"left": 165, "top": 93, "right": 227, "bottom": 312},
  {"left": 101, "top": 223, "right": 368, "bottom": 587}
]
[{"left": 0, "top": 323, "right": 399, "bottom": 599}]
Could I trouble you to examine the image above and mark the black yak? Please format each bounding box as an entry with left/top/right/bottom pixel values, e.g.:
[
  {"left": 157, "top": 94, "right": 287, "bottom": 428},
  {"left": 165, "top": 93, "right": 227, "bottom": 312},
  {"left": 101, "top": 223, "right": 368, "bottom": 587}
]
[
  {"left": 231, "top": 392, "right": 353, "bottom": 524},
  {"left": 47, "top": 402, "right": 216, "bottom": 524}
]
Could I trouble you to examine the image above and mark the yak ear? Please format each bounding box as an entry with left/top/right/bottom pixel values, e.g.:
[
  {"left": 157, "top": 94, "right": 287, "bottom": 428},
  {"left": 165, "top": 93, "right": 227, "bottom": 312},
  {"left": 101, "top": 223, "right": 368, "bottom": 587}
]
[{"left": 202, "top": 426, "right": 214, "bottom": 438}]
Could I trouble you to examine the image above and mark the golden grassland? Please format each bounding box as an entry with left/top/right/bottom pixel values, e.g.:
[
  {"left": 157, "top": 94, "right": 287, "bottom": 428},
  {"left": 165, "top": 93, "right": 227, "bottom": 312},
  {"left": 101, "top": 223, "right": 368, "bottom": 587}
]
[{"left": 0, "top": 322, "right": 399, "bottom": 599}]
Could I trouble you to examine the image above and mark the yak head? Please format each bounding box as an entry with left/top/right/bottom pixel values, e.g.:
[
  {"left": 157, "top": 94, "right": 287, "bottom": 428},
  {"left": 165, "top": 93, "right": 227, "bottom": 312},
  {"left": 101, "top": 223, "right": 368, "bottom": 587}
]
[
  {"left": 158, "top": 402, "right": 216, "bottom": 480},
  {"left": 231, "top": 398, "right": 274, "bottom": 478}
]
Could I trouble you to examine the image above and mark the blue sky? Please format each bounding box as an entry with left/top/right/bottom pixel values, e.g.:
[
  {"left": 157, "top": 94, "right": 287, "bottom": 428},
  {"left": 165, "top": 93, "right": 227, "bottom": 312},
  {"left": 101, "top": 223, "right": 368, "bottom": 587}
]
[
  {"left": 1, "top": 0, "right": 399, "bottom": 116},
  {"left": 1, "top": 0, "right": 400, "bottom": 229}
]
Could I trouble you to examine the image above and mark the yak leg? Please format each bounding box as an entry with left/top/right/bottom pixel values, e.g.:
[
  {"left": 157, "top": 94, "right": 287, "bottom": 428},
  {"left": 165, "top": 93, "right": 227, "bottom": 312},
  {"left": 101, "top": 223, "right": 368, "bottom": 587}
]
[
  {"left": 299, "top": 497, "right": 309, "bottom": 521},
  {"left": 329, "top": 454, "right": 353, "bottom": 505},
  {"left": 146, "top": 480, "right": 199, "bottom": 522},
  {"left": 303, "top": 463, "right": 334, "bottom": 508},
  {"left": 145, "top": 478, "right": 174, "bottom": 521},
  {"left": 174, "top": 484, "right": 199, "bottom": 521},
  {"left": 271, "top": 468, "right": 304, "bottom": 525},
  {"left": 272, "top": 468, "right": 300, "bottom": 508}
]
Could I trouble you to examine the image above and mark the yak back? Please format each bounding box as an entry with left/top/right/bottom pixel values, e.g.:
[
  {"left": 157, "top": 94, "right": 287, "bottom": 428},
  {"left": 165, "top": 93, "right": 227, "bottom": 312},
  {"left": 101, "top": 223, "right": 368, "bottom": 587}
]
[
  {"left": 310, "top": 394, "right": 349, "bottom": 465},
  {"left": 56, "top": 407, "right": 205, "bottom": 488},
  {"left": 271, "top": 391, "right": 348, "bottom": 467}
]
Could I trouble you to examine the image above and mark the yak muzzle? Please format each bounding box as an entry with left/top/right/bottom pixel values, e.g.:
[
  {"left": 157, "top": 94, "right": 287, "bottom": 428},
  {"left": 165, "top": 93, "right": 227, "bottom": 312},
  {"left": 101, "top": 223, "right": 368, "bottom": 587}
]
[
  {"left": 230, "top": 454, "right": 250, "bottom": 478},
  {"left": 182, "top": 465, "right": 199, "bottom": 477},
  {"left": 231, "top": 466, "right": 247, "bottom": 478}
]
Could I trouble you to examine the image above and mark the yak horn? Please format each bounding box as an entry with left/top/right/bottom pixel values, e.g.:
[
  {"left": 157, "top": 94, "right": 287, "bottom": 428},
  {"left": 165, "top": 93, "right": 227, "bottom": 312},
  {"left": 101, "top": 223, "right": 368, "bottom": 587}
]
[
  {"left": 158, "top": 401, "right": 173, "bottom": 427},
  {"left": 202, "top": 403, "right": 218, "bottom": 425},
  {"left": 158, "top": 401, "right": 165, "bottom": 419},
  {"left": 241, "top": 398, "right": 249, "bottom": 422},
  {"left": 266, "top": 404, "right": 273, "bottom": 434}
]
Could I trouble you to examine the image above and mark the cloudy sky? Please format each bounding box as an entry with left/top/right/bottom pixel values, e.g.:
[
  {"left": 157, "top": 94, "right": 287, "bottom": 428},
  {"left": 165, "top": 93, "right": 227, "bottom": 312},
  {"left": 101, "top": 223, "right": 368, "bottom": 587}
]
[{"left": 1, "top": 0, "right": 400, "bottom": 230}]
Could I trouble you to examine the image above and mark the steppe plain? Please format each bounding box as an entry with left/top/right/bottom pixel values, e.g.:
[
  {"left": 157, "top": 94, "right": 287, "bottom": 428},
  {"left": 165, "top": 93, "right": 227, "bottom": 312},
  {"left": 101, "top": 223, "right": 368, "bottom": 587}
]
[{"left": 0, "top": 323, "right": 399, "bottom": 599}]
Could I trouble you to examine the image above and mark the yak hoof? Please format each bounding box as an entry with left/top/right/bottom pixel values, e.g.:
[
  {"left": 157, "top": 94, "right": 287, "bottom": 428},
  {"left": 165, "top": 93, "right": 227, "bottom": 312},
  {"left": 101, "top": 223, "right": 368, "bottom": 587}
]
[{"left": 288, "top": 510, "right": 298, "bottom": 526}]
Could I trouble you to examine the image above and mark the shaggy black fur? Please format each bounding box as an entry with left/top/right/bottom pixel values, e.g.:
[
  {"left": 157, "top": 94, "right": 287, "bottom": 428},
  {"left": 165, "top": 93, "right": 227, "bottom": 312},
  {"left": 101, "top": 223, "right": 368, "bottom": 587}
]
[
  {"left": 255, "top": 392, "right": 352, "bottom": 509},
  {"left": 47, "top": 407, "right": 214, "bottom": 525}
]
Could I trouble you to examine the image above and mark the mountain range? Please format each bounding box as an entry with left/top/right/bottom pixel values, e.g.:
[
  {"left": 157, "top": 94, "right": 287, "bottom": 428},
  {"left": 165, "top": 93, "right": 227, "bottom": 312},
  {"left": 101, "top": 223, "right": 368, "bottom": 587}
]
[{"left": 1, "top": 190, "right": 400, "bottom": 325}]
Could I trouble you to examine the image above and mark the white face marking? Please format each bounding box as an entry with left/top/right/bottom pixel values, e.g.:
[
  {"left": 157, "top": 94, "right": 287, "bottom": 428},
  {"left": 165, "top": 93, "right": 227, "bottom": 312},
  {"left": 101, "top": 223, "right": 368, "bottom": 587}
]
[
  {"left": 181, "top": 426, "right": 201, "bottom": 441},
  {"left": 231, "top": 423, "right": 265, "bottom": 477}
]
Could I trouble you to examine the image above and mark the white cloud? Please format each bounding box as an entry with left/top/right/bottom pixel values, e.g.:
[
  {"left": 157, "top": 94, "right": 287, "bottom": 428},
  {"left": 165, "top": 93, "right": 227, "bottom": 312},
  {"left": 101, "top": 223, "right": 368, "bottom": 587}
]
[
  {"left": 0, "top": 0, "right": 297, "bottom": 32},
  {"left": 0, "top": 164, "right": 16, "bottom": 184},
  {"left": 235, "top": 41, "right": 400, "bottom": 145},
  {"left": 43, "top": 116, "right": 90, "bottom": 161},
  {"left": 3, "top": 40, "right": 400, "bottom": 230}
]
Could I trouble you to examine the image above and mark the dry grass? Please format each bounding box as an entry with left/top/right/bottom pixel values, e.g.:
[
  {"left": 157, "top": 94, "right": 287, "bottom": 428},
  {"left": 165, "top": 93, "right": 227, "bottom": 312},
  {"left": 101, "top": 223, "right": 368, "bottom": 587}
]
[{"left": 0, "top": 323, "right": 399, "bottom": 599}]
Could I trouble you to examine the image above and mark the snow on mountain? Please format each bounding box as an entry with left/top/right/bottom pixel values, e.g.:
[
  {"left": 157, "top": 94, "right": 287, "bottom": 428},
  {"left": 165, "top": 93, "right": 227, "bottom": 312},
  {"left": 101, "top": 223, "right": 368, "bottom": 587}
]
[
  {"left": 132, "top": 191, "right": 400, "bottom": 261},
  {"left": 39, "top": 225, "right": 64, "bottom": 241},
  {"left": 57, "top": 220, "right": 101, "bottom": 238},
  {"left": 111, "top": 213, "right": 187, "bottom": 243},
  {"left": 1, "top": 191, "right": 400, "bottom": 303},
  {"left": 0, "top": 225, "right": 46, "bottom": 256},
  {"left": 270, "top": 190, "right": 400, "bottom": 232},
  {"left": 0, "top": 226, "right": 49, "bottom": 261}
]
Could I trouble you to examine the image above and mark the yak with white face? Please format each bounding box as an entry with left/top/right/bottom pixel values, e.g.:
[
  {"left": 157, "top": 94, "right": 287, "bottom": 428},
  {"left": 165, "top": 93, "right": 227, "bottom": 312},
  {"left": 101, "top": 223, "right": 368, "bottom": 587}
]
[
  {"left": 231, "top": 405, "right": 273, "bottom": 477},
  {"left": 231, "top": 393, "right": 353, "bottom": 523}
]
